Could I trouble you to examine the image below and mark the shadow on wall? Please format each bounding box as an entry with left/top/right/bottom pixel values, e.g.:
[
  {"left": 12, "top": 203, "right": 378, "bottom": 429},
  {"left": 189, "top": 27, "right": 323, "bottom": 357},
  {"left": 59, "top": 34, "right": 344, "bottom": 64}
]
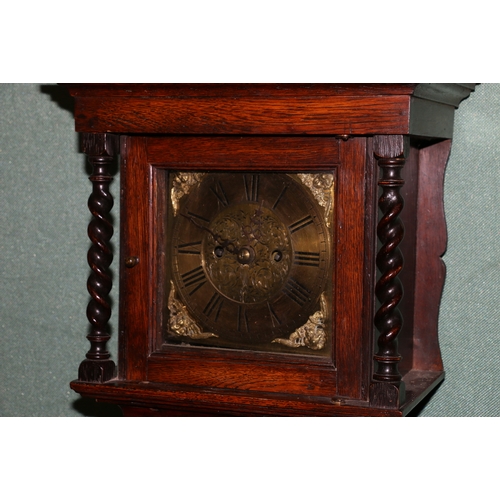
[
  {"left": 73, "top": 397, "right": 123, "bottom": 417},
  {"left": 39, "top": 84, "right": 75, "bottom": 116},
  {"left": 405, "top": 384, "right": 442, "bottom": 417},
  {"left": 39, "top": 84, "right": 119, "bottom": 179}
]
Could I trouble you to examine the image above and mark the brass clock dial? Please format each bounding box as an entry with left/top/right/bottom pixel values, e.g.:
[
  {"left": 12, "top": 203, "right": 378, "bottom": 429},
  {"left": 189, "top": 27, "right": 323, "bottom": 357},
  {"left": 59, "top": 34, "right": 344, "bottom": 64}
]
[{"left": 167, "top": 172, "right": 333, "bottom": 354}]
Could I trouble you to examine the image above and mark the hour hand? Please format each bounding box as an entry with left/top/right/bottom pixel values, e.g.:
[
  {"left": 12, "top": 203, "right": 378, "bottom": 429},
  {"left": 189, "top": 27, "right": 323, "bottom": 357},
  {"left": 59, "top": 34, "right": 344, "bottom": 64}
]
[{"left": 181, "top": 213, "right": 238, "bottom": 254}]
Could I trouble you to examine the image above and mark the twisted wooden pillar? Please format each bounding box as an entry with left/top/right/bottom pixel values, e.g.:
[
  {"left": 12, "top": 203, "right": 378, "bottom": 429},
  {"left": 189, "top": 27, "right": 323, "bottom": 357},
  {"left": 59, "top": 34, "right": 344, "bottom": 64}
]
[
  {"left": 78, "top": 133, "right": 119, "bottom": 382},
  {"left": 370, "top": 135, "right": 409, "bottom": 408}
]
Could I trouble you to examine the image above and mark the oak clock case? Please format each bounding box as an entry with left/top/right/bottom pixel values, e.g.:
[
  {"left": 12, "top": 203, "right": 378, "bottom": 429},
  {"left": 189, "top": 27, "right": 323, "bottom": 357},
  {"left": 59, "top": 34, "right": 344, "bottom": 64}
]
[
  {"left": 65, "top": 83, "right": 476, "bottom": 417},
  {"left": 165, "top": 171, "right": 334, "bottom": 355}
]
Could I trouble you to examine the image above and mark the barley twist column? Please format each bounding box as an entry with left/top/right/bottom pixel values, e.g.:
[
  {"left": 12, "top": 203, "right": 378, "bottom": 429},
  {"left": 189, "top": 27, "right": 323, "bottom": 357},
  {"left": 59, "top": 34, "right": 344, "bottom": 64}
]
[
  {"left": 370, "top": 135, "right": 409, "bottom": 408},
  {"left": 78, "top": 133, "right": 119, "bottom": 382}
]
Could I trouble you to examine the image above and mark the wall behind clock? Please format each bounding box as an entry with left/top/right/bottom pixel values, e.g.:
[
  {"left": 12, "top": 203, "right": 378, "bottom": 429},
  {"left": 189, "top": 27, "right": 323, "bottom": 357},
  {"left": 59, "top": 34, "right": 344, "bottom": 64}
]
[
  {"left": 0, "top": 83, "right": 498, "bottom": 417},
  {"left": 0, "top": 83, "right": 121, "bottom": 417}
]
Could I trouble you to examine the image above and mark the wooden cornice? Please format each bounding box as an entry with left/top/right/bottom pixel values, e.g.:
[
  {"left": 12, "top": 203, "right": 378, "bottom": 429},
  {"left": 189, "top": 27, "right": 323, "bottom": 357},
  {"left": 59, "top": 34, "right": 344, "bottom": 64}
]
[{"left": 61, "top": 83, "right": 476, "bottom": 138}]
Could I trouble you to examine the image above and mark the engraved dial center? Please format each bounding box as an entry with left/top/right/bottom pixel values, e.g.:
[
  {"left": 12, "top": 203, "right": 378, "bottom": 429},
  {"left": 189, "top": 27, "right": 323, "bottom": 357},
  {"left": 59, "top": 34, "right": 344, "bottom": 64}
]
[{"left": 203, "top": 203, "right": 292, "bottom": 304}]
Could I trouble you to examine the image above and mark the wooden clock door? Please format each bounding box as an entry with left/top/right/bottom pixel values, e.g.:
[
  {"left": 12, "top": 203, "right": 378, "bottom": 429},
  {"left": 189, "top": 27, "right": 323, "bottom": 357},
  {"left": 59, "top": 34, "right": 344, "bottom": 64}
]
[{"left": 118, "top": 134, "right": 374, "bottom": 410}]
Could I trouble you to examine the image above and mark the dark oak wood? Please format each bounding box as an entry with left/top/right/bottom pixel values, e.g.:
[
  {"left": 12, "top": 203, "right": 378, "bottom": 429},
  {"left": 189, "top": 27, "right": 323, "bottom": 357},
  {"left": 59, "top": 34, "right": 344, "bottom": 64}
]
[
  {"left": 335, "top": 138, "right": 368, "bottom": 401},
  {"left": 146, "top": 136, "right": 340, "bottom": 168},
  {"left": 370, "top": 135, "right": 409, "bottom": 408},
  {"left": 70, "top": 368, "right": 445, "bottom": 417},
  {"left": 65, "top": 83, "right": 475, "bottom": 138},
  {"left": 71, "top": 95, "right": 411, "bottom": 136},
  {"left": 77, "top": 133, "right": 118, "bottom": 382},
  {"left": 119, "top": 136, "right": 150, "bottom": 382},
  {"left": 63, "top": 84, "right": 475, "bottom": 416},
  {"left": 124, "top": 135, "right": 341, "bottom": 397},
  {"left": 412, "top": 140, "right": 451, "bottom": 372},
  {"left": 397, "top": 142, "right": 420, "bottom": 376}
]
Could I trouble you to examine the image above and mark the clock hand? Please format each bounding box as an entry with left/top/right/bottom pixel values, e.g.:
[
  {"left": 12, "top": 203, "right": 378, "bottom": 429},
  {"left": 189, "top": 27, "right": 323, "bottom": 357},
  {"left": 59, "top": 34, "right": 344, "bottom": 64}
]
[{"left": 181, "top": 213, "right": 239, "bottom": 254}]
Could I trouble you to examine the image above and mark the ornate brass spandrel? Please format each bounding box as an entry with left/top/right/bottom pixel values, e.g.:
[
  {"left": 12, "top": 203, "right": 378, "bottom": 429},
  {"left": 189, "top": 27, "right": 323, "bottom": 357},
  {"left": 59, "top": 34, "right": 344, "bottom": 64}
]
[
  {"left": 167, "top": 281, "right": 218, "bottom": 339},
  {"left": 271, "top": 293, "right": 327, "bottom": 350},
  {"left": 171, "top": 172, "right": 206, "bottom": 215},
  {"left": 296, "top": 173, "right": 334, "bottom": 227}
]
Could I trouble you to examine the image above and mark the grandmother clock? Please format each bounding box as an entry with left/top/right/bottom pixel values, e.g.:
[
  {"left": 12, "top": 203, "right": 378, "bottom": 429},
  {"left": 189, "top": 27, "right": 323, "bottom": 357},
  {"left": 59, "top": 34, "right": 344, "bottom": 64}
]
[{"left": 65, "top": 84, "right": 475, "bottom": 416}]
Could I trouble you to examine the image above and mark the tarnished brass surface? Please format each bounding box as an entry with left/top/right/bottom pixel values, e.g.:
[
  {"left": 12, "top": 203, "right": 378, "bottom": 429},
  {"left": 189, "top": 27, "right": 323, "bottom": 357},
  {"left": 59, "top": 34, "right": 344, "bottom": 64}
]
[
  {"left": 297, "top": 173, "right": 335, "bottom": 227},
  {"left": 167, "top": 172, "right": 333, "bottom": 353},
  {"left": 204, "top": 203, "right": 292, "bottom": 304},
  {"left": 272, "top": 293, "right": 327, "bottom": 350},
  {"left": 171, "top": 172, "right": 206, "bottom": 215},
  {"left": 167, "top": 281, "right": 218, "bottom": 339}
]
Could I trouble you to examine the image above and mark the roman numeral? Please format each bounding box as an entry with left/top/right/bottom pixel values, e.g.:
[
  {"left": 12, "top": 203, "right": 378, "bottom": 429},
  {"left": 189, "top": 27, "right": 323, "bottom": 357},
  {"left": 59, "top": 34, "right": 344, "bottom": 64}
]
[
  {"left": 210, "top": 181, "right": 229, "bottom": 207},
  {"left": 289, "top": 215, "right": 314, "bottom": 234},
  {"left": 176, "top": 241, "right": 202, "bottom": 255},
  {"left": 284, "top": 278, "right": 311, "bottom": 307},
  {"left": 267, "top": 302, "right": 281, "bottom": 328},
  {"left": 180, "top": 266, "right": 207, "bottom": 295},
  {"left": 244, "top": 174, "right": 259, "bottom": 202},
  {"left": 294, "top": 251, "right": 320, "bottom": 267},
  {"left": 273, "top": 185, "right": 288, "bottom": 210},
  {"left": 203, "top": 292, "right": 224, "bottom": 321},
  {"left": 237, "top": 305, "right": 249, "bottom": 333}
]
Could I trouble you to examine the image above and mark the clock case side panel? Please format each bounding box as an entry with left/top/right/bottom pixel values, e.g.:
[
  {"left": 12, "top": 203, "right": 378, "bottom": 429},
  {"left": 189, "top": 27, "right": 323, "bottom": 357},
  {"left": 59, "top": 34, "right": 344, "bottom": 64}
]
[
  {"left": 397, "top": 139, "right": 449, "bottom": 377},
  {"left": 147, "top": 136, "right": 340, "bottom": 398}
]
